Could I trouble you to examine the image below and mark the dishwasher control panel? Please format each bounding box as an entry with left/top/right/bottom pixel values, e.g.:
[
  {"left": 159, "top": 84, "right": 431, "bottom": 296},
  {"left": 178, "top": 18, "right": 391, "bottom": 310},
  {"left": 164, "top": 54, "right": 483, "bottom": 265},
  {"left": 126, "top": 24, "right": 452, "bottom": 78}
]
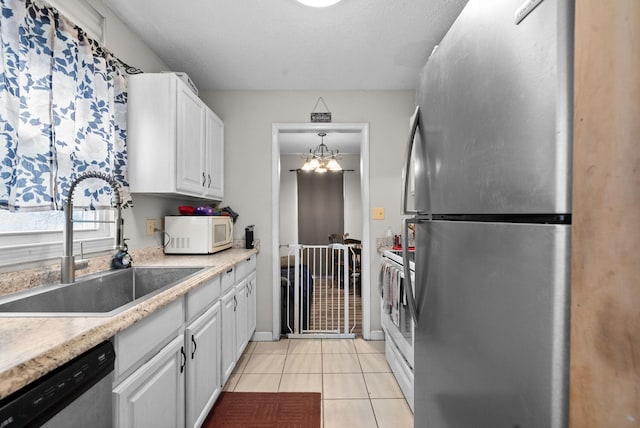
[{"left": 0, "top": 341, "right": 115, "bottom": 428}]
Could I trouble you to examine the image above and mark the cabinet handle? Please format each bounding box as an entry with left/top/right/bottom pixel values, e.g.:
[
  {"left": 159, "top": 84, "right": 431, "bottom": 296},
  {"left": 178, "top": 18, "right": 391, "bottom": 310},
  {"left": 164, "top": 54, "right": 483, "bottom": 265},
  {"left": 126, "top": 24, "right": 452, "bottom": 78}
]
[
  {"left": 202, "top": 172, "right": 206, "bottom": 186},
  {"left": 226, "top": 268, "right": 233, "bottom": 274},
  {"left": 233, "top": 295, "right": 237, "bottom": 311},
  {"left": 191, "top": 334, "right": 197, "bottom": 359},
  {"left": 207, "top": 173, "right": 212, "bottom": 188},
  {"left": 180, "top": 346, "right": 186, "bottom": 373}
]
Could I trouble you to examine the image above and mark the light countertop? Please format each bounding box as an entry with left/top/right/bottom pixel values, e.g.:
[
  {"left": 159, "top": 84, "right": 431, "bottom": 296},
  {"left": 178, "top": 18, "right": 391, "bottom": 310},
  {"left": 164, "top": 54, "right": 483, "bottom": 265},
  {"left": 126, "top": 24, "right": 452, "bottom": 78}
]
[{"left": 0, "top": 248, "right": 258, "bottom": 400}]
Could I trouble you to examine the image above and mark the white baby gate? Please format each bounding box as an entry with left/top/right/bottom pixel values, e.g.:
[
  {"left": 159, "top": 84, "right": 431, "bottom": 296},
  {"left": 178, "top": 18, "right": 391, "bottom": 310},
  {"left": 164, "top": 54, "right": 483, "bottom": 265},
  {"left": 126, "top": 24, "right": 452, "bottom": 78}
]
[{"left": 280, "top": 244, "right": 360, "bottom": 338}]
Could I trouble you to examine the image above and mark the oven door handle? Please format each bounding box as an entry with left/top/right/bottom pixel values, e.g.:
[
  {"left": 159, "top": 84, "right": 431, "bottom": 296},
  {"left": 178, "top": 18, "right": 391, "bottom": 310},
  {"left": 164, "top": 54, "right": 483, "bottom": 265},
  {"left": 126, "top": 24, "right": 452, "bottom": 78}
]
[
  {"left": 402, "top": 106, "right": 421, "bottom": 215},
  {"left": 402, "top": 218, "right": 420, "bottom": 326}
]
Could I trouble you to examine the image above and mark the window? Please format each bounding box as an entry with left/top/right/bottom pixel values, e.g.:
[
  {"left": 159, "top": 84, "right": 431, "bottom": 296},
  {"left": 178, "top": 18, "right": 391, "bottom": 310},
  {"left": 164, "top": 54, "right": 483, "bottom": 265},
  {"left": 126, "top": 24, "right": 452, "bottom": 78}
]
[
  {"left": 0, "top": 209, "right": 115, "bottom": 267},
  {"left": 0, "top": 0, "right": 119, "bottom": 268}
]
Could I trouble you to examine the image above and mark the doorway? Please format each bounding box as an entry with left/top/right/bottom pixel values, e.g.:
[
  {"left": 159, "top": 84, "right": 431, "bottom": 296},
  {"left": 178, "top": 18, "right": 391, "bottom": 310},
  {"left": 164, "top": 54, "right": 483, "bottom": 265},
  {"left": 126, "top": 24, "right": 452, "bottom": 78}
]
[{"left": 271, "top": 123, "right": 370, "bottom": 340}]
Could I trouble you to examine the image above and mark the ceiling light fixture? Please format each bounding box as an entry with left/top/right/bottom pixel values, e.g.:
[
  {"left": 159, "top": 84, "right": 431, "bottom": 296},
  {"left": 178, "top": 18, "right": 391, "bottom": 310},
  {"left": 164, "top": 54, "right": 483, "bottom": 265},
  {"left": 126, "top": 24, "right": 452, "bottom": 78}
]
[
  {"left": 296, "top": 0, "right": 342, "bottom": 7},
  {"left": 301, "top": 132, "right": 342, "bottom": 173}
]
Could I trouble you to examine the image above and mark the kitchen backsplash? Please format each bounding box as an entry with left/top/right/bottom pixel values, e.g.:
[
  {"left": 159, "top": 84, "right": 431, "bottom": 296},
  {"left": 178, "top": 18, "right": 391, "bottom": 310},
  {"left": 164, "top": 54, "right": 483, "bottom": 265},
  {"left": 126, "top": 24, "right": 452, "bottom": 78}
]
[
  {"left": 0, "top": 247, "right": 164, "bottom": 297},
  {"left": 0, "top": 240, "right": 259, "bottom": 298}
]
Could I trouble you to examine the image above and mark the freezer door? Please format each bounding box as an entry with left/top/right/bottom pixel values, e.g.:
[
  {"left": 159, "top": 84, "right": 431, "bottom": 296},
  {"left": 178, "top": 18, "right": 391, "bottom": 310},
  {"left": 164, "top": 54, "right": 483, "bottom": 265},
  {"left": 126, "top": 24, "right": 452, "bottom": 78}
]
[
  {"left": 417, "top": 0, "right": 574, "bottom": 214},
  {"left": 414, "top": 220, "right": 570, "bottom": 428}
]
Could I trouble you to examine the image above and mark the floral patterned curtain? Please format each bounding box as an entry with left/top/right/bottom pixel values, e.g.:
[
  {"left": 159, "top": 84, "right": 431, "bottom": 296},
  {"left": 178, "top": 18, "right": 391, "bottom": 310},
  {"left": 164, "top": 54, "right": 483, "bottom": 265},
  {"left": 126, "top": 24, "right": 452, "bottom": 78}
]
[{"left": 0, "top": 0, "right": 131, "bottom": 211}]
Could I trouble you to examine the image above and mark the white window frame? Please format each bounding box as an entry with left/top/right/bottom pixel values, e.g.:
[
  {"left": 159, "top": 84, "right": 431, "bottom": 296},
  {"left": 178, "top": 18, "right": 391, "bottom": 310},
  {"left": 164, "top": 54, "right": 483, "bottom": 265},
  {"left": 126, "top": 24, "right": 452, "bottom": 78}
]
[{"left": 0, "top": 210, "right": 116, "bottom": 268}]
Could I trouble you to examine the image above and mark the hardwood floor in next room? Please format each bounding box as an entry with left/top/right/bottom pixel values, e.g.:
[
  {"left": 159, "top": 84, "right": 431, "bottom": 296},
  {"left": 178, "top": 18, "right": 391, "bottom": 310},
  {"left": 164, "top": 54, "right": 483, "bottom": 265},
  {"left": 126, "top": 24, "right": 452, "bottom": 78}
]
[
  {"left": 308, "top": 278, "right": 363, "bottom": 336},
  {"left": 220, "top": 338, "right": 413, "bottom": 428}
]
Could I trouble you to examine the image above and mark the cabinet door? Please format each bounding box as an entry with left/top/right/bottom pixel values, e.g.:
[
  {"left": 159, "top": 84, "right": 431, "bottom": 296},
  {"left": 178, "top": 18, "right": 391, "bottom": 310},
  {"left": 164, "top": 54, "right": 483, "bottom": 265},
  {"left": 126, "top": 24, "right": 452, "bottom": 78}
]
[
  {"left": 235, "top": 279, "right": 249, "bottom": 355},
  {"left": 176, "top": 83, "right": 205, "bottom": 195},
  {"left": 113, "top": 335, "right": 185, "bottom": 428},
  {"left": 205, "top": 109, "right": 224, "bottom": 199},
  {"left": 127, "top": 73, "right": 177, "bottom": 193},
  {"left": 247, "top": 272, "right": 256, "bottom": 339},
  {"left": 186, "top": 302, "right": 221, "bottom": 428},
  {"left": 220, "top": 287, "right": 237, "bottom": 384}
]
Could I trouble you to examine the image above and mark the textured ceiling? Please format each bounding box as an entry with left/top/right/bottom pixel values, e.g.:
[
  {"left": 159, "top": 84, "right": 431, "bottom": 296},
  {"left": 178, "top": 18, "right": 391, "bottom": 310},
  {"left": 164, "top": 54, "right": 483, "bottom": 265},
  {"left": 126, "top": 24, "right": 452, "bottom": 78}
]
[{"left": 104, "top": 0, "right": 469, "bottom": 92}]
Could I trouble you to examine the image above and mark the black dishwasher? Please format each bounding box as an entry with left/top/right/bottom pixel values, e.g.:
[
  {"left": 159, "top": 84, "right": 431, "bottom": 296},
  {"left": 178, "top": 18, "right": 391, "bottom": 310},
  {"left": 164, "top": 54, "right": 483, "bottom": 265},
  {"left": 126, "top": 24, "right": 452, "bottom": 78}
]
[{"left": 0, "top": 340, "right": 115, "bottom": 428}]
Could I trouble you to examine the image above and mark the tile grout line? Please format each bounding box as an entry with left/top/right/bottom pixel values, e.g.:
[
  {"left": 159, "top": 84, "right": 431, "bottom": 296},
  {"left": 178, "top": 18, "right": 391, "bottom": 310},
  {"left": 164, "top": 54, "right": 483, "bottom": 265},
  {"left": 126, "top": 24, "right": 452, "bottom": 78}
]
[
  {"left": 357, "top": 340, "right": 381, "bottom": 428},
  {"left": 321, "top": 339, "right": 325, "bottom": 428}
]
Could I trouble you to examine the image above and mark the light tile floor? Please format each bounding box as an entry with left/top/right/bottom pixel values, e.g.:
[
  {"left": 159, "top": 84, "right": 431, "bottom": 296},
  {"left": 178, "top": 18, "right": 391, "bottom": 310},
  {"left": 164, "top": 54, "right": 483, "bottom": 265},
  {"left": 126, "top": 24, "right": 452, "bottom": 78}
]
[{"left": 223, "top": 338, "right": 413, "bottom": 428}]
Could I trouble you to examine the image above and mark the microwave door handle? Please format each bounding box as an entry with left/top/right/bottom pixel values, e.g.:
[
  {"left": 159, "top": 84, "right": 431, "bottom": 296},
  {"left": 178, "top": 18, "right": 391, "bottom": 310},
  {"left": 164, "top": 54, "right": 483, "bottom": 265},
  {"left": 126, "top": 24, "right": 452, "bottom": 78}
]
[
  {"left": 402, "top": 217, "right": 419, "bottom": 326},
  {"left": 402, "top": 106, "right": 421, "bottom": 215},
  {"left": 227, "top": 220, "right": 232, "bottom": 242}
]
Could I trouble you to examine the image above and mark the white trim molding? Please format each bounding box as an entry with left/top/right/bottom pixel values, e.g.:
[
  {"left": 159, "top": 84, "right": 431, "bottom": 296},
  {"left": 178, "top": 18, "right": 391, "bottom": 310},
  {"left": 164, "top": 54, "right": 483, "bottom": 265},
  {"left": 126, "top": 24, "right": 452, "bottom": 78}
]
[{"left": 271, "top": 122, "right": 371, "bottom": 340}]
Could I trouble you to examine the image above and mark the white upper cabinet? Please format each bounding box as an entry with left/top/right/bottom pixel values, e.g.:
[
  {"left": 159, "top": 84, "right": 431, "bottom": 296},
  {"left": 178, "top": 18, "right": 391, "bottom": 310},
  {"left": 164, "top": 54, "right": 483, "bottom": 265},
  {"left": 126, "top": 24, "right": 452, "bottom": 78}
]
[
  {"left": 176, "top": 85, "right": 206, "bottom": 195},
  {"left": 205, "top": 109, "right": 224, "bottom": 199},
  {"left": 127, "top": 73, "right": 224, "bottom": 201}
]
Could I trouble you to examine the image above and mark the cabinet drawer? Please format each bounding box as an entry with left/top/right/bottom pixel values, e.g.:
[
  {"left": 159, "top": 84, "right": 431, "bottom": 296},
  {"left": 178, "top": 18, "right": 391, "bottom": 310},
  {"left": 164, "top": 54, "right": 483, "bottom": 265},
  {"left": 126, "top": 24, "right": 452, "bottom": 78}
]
[
  {"left": 114, "top": 299, "right": 184, "bottom": 381},
  {"left": 235, "top": 255, "right": 256, "bottom": 280},
  {"left": 221, "top": 266, "right": 235, "bottom": 292},
  {"left": 186, "top": 276, "right": 221, "bottom": 322}
]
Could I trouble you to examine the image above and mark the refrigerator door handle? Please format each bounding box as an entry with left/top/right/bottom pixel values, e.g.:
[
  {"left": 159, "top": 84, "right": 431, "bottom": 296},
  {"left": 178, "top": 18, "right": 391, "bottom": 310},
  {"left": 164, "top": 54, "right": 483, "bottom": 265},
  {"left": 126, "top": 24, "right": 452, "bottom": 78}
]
[
  {"left": 402, "top": 217, "right": 420, "bottom": 326},
  {"left": 402, "top": 106, "right": 421, "bottom": 215}
]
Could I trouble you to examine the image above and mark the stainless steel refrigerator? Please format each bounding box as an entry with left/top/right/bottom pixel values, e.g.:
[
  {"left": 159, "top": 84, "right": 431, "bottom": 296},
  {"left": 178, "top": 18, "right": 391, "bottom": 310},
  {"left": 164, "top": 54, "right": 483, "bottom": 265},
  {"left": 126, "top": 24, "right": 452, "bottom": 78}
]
[{"left": 401, "top": 1, "right": 574, "bottom": 427}]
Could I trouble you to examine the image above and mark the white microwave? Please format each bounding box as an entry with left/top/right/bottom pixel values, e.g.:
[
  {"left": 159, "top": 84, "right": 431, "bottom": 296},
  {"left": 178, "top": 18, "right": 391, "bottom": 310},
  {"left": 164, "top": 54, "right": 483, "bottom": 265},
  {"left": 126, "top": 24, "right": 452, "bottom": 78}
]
[{"left": 164, "top": 216, "right": 233, "bottom": 254}]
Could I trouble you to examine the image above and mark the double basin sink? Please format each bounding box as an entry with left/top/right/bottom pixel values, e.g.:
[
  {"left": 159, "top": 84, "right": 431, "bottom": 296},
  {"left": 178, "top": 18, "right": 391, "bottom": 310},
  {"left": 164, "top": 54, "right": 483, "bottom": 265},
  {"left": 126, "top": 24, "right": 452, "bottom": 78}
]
[{"left": 0, "top": 266, "right": 206, "bottom": 317}]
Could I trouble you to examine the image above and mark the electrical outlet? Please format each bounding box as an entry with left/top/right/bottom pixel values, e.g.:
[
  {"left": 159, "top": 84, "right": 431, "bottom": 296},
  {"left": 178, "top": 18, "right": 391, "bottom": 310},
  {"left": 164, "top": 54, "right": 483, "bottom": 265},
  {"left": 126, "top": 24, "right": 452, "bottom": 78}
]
[
  {"left": 146, "top": 219, "right": 156, "bottom": 236},
  {"left": 372, "top": 207, "right": 385, "bottom": 220}
]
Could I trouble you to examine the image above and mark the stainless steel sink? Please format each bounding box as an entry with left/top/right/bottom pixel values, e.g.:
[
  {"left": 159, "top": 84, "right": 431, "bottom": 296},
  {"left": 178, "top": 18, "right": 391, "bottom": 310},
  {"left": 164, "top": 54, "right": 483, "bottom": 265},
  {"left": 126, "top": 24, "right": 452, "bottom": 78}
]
[{"left": 0, "top": 266, "right": 205, "bottom": 317}]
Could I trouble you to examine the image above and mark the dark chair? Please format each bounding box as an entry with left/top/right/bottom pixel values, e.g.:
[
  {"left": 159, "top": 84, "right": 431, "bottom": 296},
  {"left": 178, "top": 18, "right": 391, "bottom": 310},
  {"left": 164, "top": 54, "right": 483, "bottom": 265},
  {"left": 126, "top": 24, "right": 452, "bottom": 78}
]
[
  {"left": 329, "top": 235, "right": 362, "bottom": 295},
  {"left": 328, "top": 233, "right": 348, "bottom": 244},
  {"left": 345, "top": 239, "right": 362, "bottom": 295}
]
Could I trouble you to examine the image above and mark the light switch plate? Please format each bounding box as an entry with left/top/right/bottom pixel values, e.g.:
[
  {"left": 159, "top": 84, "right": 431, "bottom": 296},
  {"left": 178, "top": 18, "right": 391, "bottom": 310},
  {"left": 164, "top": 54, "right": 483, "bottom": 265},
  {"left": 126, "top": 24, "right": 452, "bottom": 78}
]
[{"left": 372, "top": 207, "right": 385, "bottom": 220}]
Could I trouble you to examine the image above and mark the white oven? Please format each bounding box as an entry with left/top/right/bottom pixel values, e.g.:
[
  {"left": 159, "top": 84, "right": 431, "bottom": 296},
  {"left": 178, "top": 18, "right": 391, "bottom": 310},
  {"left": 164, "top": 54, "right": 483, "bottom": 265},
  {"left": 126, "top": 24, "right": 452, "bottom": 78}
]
[{"left": 381, "top": 250, "right": 414, "bottom": 410}]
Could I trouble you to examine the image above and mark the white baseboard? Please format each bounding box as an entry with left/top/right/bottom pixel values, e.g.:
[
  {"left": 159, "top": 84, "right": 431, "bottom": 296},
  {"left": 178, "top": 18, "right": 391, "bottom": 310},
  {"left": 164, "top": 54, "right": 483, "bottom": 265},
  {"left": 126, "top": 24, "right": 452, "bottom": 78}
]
[
  {"left": 251, "top": 330, "right": 385, "bottom": 342},
  {"left": 369, "top": 330, "right": 385, "bottom": 341},
  {"left": 251, "top": 331, "right": 275, "bottom": 342}
]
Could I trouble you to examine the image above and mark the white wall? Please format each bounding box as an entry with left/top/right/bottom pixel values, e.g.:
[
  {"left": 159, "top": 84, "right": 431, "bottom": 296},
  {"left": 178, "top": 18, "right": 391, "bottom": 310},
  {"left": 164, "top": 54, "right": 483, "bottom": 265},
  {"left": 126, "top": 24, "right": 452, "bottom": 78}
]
[
  {"left": 341, "top": 154, "right": 363, "bottom": 240},
  {"left": 279, "top": 155, "right": 300, "bottom": 249},
  {"left": 200, "top": 91, "right": 416, "bottom": 334}
]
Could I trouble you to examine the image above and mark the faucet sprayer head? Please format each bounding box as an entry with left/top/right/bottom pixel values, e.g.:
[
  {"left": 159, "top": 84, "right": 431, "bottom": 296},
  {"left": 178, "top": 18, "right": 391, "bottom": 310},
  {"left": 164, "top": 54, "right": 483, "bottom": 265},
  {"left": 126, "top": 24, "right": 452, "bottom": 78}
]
[{"left": 66, "top": 171, "right": 122, "bottom": 208}]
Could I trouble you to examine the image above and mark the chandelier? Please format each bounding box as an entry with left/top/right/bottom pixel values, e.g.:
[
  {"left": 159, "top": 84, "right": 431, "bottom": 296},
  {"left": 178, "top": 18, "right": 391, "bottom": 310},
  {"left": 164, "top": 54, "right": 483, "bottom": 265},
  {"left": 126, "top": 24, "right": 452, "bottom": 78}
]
[{"left": 301, "top": 132, "right": 342, "bottom": 173}]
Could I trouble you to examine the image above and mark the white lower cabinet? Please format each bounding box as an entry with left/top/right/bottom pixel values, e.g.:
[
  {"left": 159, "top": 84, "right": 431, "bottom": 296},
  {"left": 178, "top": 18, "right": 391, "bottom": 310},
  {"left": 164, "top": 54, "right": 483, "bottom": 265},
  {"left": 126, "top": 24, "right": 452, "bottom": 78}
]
[
  {"left": 247, "top": 272, "right": 257, "bottom": 337},
  {"left": 235, "top": 254, "right": 257, "bottom": 343},
  {"left": 220, "top": 286, "right": 237, "bottom": 385},
  {"left": 186, "top": 302, "right": 221, "bottom": 428},
  {"left": 113, "top": 258, "right": 256, "bottom": 427},
  {"left": 220, "top": 277, "right": 252, "bottom": 386},
  {"left": 235, "top": 278, "right": 249, "bottom": 356},
  {"left": 113, "top": 335, "right": 185, "bottom": 428}
]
